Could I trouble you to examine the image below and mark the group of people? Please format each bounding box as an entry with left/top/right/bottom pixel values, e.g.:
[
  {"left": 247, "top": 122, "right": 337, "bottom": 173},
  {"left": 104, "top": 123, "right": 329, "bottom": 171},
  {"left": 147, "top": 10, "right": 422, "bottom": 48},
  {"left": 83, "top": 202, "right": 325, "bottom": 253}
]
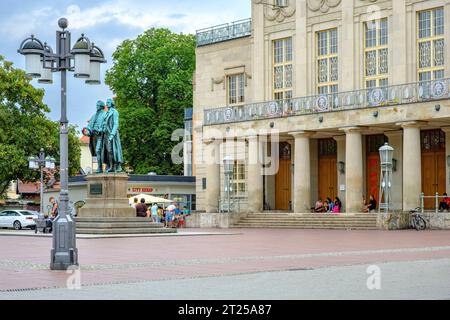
[
  {"left": 313, "top": 195, "right": 378, "bottom": 213},
  {"left": 132, "top": 198, "right": 190, "bottom": 228},
  {"left": 313, "top": 197, "right": 343, "bottom": 213}
]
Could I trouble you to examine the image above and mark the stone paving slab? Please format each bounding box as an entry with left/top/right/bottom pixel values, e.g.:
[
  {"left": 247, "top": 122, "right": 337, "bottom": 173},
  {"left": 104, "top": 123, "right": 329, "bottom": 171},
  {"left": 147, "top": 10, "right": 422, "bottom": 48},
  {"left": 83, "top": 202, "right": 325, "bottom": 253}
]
[
  {"left": 0, "top": 229, "right": 240, "bottom": 239},
  {"left": 0, "top": 229, "right": 449, "bottom": 292}
]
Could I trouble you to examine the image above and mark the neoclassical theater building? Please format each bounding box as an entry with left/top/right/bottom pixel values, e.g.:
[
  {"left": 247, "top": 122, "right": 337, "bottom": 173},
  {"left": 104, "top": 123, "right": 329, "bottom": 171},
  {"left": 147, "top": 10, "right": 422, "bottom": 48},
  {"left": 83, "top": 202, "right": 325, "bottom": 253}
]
[{"left": 192, "top": 0, "right": 450, "bottom": 214}]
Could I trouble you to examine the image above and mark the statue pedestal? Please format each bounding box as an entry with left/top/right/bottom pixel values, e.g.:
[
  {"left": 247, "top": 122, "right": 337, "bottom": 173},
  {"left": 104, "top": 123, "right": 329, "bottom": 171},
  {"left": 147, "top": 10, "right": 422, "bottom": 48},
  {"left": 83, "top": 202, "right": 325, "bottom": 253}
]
[
  {"left": 78, "top": 173, "right": 135, "bottom": 218},
  {"left": 77, "top": 173, "right": 176, "bottom": 235}
]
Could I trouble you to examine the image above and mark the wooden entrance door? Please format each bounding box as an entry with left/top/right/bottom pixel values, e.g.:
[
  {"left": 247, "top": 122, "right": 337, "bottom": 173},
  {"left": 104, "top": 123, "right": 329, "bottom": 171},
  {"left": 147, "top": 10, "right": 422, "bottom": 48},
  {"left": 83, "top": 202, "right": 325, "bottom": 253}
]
[
  {"left": 421, "top": 130, "right": 446, "bottom": 209},
  {"left": 422, "top": 151, "right": 446, "bottom": 209},
  {"left": 318, "top": 157, "right": 337, "bottom": 201},
  {"left": 276, "top": 159, "right": 292, "bottom": 210},
  {"left": 318, "top": 139, "right": 338, "bottom": 202},
  {"left": 366, "top": 135, "right": 388, "bottom": 203},
  {"left": 275, "top": 142, "right": 292, "bottom": 211},
  {"left": 366, "top": 154, "right": 381, "bottom": 200}
]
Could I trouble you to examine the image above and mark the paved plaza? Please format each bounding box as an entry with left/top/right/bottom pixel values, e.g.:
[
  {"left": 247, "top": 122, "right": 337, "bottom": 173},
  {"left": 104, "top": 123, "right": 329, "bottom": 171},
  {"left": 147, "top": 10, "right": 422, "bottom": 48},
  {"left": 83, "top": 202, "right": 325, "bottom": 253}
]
[{"left": 0, "top": 229, "right": 450, "bottom": 299}]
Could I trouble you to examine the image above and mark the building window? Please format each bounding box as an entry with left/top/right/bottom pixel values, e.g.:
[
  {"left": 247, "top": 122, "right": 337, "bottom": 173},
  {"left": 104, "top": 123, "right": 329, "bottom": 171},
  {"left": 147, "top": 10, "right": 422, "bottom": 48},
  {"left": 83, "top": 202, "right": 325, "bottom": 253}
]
[
  {"left": 273, "top": 37, "right": 293, "bottom": 100},
  {"left": 418, "top": 8, "right": 445, "bottom": 81},
  {"left": 232, "top": 161, "right": 246, "bottom": 196},
  {"left": 227, "top": 74, "right": 245, "bottom": 105},
  {"left": 318, "top": 139, "right": 337, "bottom": 157},
  {"left": 364, "top": 18, "right": 389, "bottom": 88},
  {"left": 317, "top": 29, "right": 338, "bottom": 94}
]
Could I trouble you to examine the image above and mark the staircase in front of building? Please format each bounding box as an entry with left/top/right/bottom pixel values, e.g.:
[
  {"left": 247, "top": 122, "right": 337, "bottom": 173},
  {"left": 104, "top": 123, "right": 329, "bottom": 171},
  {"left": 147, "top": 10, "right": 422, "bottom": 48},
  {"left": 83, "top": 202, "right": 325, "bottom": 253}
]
[
  {"left": 231, "top": 213, "right": 378, "bottom": 230},
  {"left": 76, "top": 217, "right": 177, "bottom": 234}
]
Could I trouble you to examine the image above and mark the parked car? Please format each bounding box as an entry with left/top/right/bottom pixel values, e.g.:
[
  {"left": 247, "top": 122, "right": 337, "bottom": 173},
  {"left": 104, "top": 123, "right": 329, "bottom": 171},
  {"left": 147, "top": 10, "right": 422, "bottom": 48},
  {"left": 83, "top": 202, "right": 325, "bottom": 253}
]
[{"left": 0, "top": 210, "right": 39, "bottom": 230}]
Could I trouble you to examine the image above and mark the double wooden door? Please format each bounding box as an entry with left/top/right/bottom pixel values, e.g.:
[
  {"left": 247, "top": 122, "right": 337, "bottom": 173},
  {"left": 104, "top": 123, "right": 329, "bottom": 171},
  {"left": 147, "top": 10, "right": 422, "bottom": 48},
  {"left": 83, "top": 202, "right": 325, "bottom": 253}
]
[
  {"left": 275, "top": 159, "right": 292, "bottom": 210},
  {"left": 421, "top": 151, "right": 446, "bottom": 209},
  {"left": 318, "top": 156, "right": 337, "bottom": 201}
]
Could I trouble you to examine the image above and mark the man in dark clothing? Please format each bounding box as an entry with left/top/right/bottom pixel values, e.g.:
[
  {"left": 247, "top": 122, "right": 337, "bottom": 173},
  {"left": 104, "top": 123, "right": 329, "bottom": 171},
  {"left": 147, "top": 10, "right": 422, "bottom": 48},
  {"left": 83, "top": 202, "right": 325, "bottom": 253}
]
[{"left": 135, "top": 198, "right": 147, "bottom": 218}]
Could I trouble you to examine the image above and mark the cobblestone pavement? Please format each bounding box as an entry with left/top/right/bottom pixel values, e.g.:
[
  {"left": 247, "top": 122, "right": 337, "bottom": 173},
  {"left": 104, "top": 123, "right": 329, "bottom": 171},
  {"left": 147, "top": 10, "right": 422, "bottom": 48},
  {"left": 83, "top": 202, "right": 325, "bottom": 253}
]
[
  {"left": 0, "top": 229, "right": 449, "bottom": 299},
  {"left": 1, "top": 258, "right": 449, "bottom": 300}
]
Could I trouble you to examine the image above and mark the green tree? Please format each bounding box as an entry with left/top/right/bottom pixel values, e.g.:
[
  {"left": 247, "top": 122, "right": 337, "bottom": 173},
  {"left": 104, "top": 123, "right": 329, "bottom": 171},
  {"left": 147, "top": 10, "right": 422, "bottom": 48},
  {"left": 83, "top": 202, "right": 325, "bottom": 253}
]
[
  {"left": 0, "top": 55, "right": 81, "bottom": 196},
  {"left": 105, "top": 28, "right": 195, "bottom": 175}
]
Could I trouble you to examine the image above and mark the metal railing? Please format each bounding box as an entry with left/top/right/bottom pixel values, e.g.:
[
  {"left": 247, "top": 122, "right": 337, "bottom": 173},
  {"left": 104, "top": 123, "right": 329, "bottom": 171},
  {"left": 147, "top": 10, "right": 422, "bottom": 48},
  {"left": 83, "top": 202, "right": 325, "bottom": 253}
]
[
  {"left": 218, "top": 197, "right": 243, "bottom": 213},
  {"left": 419, "top": 192, "right": 448, "bottom": 229},
  {"left": 196, "top": 18, "right": 252, "bottom": 47},
  {"left": 204, "top": 78, "right": 450, "bottom": 126}
]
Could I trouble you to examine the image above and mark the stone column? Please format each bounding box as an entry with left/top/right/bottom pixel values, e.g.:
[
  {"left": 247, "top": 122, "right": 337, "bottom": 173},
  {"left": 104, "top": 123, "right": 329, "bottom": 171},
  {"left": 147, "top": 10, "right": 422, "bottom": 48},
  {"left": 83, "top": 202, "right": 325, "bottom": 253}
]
[
  {"left": 392, "top": 0, "right": 407, "bottom": 85},
  {"left": 247, "top": 135, "right": 263, "bottom": 213},
  {"left": 291, "top": 131, "right": 314, "bottom": 212},
  {"left": 400, "top": 122, "right": 422, "bottom": 211},
  {"left": 342, "top": 127, "right": 364, "bottom": 212},
  {"left": 333, "top": 135, "right": 346, "bottom": 209},
  {"left": 204, "top": 139, "right": 221, "bottom": 213},
  {"left": 385, "top": 131, "right": 404, "bottom": 211},
  {"left": 341, "top": 0, "right": 355, "bottom": 91},
  {"left": 443, "top": 127, "right": 450, "bottom": 195}
]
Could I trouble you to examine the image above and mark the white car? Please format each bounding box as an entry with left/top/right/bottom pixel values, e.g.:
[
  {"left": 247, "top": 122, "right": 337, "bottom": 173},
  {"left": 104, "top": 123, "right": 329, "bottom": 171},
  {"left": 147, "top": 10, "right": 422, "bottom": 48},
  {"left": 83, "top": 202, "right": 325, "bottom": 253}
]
[{"left": 0, "top": 210, "right": 38, "bottom": 230}]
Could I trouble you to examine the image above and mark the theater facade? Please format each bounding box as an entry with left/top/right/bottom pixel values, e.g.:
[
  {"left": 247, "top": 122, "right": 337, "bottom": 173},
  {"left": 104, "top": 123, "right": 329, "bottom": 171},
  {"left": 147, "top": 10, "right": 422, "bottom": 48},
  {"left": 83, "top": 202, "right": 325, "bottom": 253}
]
[{"left": 193, "top": 0, "right": 450, "bottom": 214}]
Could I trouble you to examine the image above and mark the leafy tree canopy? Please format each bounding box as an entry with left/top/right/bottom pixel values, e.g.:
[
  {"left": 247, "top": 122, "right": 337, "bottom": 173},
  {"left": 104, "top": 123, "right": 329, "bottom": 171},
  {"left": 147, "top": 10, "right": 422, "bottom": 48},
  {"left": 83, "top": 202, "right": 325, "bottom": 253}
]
[
  {"left": 0, "top": 55, "right": 81, "bottom": 196},
  {"left": 105, "top": 28, "right": 195, "bottom": 175}
]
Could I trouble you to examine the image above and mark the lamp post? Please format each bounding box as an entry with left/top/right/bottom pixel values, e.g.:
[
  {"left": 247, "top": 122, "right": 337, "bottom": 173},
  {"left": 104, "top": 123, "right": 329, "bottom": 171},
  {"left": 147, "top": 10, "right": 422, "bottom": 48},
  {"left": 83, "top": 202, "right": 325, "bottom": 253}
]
[
  {"left": 18, "top": 18, "right": 106, "bottom": 270},
  {"left": 28, "top": 149, "right": 56, "bottom": 214},
  {"left": 223, "top": 156, "right": 234, "bottom": 213},
  {"left": 378, "top": 142, "right": 394, "bottom": 213}
]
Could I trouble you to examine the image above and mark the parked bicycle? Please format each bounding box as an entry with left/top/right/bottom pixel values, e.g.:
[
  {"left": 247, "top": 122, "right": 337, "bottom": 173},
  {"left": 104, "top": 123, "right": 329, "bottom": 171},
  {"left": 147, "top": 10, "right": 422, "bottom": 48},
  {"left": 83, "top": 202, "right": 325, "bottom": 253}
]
[{"left": 409, "top": 207, "right": 427, "bottom": 231}]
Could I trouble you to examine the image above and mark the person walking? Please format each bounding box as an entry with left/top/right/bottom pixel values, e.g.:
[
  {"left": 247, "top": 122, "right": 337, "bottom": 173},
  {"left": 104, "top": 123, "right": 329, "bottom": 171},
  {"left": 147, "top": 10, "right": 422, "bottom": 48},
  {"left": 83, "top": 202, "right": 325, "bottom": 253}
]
[
  {"left": 135, "top": 198, "right": 147, "bottom": 218},
  {"left": 151, "top": 203, "right": 159, "bottom": 223},
  {"left": 49, "top": 197, "right": 59, "bottom": 220}
]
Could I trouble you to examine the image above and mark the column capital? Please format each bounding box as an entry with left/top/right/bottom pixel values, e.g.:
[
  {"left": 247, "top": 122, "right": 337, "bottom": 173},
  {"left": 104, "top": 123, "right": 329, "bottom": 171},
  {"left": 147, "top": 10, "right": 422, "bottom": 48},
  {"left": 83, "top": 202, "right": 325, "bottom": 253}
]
[
  {"left": 339, "top": 126, "right": 367, "bottom": 134},
  {"left": 289, "top": 131, "right": 315, "bottom": 138},
  {"left": 441, "top": 127, "right": 450, "bottom": 133},
  {"left": 384, "top": 130, "right": 404, "bottom": 138},
  {"left": 333, "top": 135, "right": 346, "bottom": 143},
  {"left": 396, "top": 121, "right": 427, "bottom": 129}
]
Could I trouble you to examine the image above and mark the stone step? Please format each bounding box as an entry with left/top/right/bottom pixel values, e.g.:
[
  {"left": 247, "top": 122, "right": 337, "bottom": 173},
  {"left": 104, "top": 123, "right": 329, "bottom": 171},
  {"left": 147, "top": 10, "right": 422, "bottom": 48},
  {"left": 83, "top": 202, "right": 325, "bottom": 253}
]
[
  {"left": 235, "top": 222, "right": 376, "bottom": 227},
  {"left": 245, "top": 214, "right": 377, "bottom": 218},
  {"left": 232, "top": 225, "right": 378, "bottom": 230},
  {"left": 76, "top": 222, "right": 164, "bottom": 229},
  {"left": 76, "top": 217, "right": 155, "bottom": 223},
  {"left": 76, "top": 228, "right": 177, "bottom": 235},
  {"left": 242, "top": 218, "right": 377, "bottom": 223}
]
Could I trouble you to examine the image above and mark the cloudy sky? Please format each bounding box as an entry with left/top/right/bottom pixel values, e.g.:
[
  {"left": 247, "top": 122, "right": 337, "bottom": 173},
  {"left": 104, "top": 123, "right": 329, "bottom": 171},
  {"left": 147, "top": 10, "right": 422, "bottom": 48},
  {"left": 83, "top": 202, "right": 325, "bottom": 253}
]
[{"left": 0, "top": 0, "right": 250, "bottom": 131}]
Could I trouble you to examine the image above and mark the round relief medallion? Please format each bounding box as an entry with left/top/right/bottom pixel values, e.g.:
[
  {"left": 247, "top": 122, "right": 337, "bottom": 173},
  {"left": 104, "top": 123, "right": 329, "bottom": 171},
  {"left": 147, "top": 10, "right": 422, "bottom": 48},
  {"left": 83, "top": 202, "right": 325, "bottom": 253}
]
[
  {"left": 316, "top": 95, "right": 329, "bottom": 112},
  {"left": 224, "top": 108, "right": 233, "bottom": 122},
  {"left": 432, "top": 81, "right": 446, "bottom": 98}
]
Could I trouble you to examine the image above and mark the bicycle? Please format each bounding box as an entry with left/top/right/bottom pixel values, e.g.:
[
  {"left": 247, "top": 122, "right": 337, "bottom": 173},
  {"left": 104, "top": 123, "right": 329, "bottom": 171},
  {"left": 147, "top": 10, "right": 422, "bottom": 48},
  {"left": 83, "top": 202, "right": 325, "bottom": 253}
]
[{"left": 409, "top": 207, "right": 427, "bottom": 231}]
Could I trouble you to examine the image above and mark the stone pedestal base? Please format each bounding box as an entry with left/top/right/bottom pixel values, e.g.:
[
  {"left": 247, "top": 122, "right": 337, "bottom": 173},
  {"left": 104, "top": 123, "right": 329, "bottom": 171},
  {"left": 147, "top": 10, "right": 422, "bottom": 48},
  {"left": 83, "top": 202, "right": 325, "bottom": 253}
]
[
  {"left": 78, "top": 173, "right": 135, "bottom": 218},
  {"left": 77, "top": 173, "right": 176, "bottom": 235}
]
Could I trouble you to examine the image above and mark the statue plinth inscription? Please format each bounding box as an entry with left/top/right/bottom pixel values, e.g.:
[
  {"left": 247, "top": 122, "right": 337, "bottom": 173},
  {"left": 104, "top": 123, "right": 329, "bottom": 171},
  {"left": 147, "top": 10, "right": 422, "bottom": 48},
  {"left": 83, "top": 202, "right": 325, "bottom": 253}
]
[{"left": 78, "top": 173, "right": 135, "bottom": 218}]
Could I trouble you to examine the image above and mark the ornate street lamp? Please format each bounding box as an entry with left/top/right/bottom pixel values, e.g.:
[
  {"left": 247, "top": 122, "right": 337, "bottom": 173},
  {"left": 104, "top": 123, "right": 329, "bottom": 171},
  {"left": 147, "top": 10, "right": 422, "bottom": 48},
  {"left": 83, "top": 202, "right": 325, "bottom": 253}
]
[
  {"left": 223, "top": 156, "right": 234, "bottom": 213},
  {"left": 18, "top": 18, "right": 107, "bottom": 270},
  {"left": 28, "top": 149, "right": 55, "bottom": 215},
  {"left": 379, "top": 143, "right": 394, "bottom": 213}
]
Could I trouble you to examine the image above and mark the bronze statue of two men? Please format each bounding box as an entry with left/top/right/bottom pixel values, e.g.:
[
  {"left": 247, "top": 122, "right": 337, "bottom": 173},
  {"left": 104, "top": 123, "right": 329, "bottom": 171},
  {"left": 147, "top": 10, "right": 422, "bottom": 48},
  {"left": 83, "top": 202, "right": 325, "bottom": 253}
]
[{"left": 83, "top": 98, "right": 123, "bottom": 174}]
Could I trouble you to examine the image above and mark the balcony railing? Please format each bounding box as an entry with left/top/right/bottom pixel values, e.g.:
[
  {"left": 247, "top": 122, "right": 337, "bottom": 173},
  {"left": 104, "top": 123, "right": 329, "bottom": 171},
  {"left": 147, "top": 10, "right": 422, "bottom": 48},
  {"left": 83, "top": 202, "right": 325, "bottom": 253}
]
[
  {"left": 204, "top": 79, "right": 450, "bottom": 126},
  {"left": 196, "top": 18, "right": 252, "bottom": 47}
]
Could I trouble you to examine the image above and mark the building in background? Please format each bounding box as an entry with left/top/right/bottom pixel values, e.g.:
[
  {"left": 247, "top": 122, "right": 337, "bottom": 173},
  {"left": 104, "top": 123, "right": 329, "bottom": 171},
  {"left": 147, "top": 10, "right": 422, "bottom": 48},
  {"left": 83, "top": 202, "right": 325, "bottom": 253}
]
[
  {"left": 184, "top": 108, "right": 193, "bottom": 177},
  {"left": 43, "top": 175, "right": 196, "bottom": 214},
  {"left": 194, "top": 0, "right": 450, "bottom": 214}
]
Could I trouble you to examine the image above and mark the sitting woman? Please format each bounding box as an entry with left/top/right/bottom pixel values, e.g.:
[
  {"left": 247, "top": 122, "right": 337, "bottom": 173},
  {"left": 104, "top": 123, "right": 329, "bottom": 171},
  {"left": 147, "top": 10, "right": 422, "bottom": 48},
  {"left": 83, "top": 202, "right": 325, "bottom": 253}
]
[
  {"left": 332, "top": 197, "right": 342, "bottom": 214},
  {"left": 366, "top": 195, "right": 377, "bottom": 213},
  {"left": 314, "top": 198, "right": 326, "bottom": 213},
  {"left": 327, "top": 197, "right": 335, "bottom": 212},
  {"left": 439, "top": 193, "right": 450, "bottom": 212}
]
